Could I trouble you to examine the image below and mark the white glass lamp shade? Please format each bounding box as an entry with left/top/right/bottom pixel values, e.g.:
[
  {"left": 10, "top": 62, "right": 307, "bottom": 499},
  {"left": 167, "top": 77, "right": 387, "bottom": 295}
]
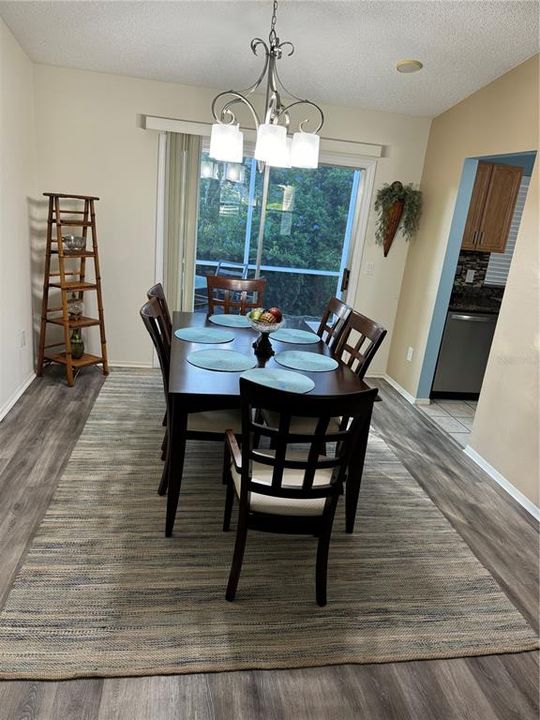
[
  {"left": 291, "top": 132, "right": 320, "bottom": 169},
  {"left": 200, "top": 159, "right": 219, "bottom": 180},
  {"left": 267, "top": 137, "right": 292, "bottom": 168},
  {"left": 225, "top": 163, "right": 246, "bottom": 184},
  {"left": 254, "top": 123, "right": 287, "bottom": 162},
  {"left": 209, "top": 123, "right": 243, "bottom": 163}
]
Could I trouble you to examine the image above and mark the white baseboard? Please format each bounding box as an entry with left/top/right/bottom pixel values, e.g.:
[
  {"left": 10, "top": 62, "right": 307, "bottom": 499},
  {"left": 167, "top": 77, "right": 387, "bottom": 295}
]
[
  {"left": 0, "top": 372, "right": 36, "bottom": 422},
  {"left": 380, "top": 374, "right": 417, "bottom": 405},
  {"left": 109, "top": 362, "right": 154, "bottom": 369},
  {"left": 464, "top": 445, "right": 540, "bottom": 521}
]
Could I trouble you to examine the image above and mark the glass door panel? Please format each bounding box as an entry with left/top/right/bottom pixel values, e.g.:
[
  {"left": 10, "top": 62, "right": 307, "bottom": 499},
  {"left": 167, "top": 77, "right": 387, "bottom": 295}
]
[
  {"left": 194, "top": 151, "right": 362, "bottom": 318},
  {"left": 253, "top": 165, "right": 360, "bottom": 316}
]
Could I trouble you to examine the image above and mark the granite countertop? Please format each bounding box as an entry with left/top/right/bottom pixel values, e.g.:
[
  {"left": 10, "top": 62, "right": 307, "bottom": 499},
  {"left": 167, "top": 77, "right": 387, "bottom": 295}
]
[{"left": 449, "top": 289, "right": 503, "bottom": 314}]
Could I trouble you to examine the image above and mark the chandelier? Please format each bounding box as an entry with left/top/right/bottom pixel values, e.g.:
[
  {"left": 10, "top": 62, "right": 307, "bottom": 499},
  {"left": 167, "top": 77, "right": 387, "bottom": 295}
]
[{"left": 209, "top": 0, "right": 324, "bottom": 169}]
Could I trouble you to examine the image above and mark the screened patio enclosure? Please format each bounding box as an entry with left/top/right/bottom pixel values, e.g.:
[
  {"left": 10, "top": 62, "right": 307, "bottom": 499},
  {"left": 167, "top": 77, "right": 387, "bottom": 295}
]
[{"left": 195, "top": 152, "right": 362, "bottom": 318}]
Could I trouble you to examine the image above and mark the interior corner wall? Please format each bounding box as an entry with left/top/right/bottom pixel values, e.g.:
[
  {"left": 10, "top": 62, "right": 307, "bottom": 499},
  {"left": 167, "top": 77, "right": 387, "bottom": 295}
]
[
  {"left": 387, "top": 54, "right": 539, "bottom": 505},
  {"left": 0, "top": 18, "right": 37, "bottom": 418},
  {"left": 32, "top": 64, "right": 431, "bottom": 369}
]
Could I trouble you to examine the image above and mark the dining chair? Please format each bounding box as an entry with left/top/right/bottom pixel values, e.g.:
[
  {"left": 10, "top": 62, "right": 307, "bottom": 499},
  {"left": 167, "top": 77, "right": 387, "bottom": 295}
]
[
  {"left": 140, "top": 297, "right": 242, "bottom": 502},
  {"left": 206, "top": 276, "right": 266, "bottom": 315},
  {"left": 147, "top": 283, "right": 173, "bottom": 459},
  {"left": 264, "top": 311, "right": 386, "bottom": 436},
  {"left": 316, "top": 296, "right": 352, "bottom": 349},
  {"left": 333, "top": 310, "right": 387, "bottom": 379},
  {"left": 215, "top": 261, "right": 249, "bottom": 279},
  {"left": 147, "top": 282, "right": 172, "bottom": 345},
  {"left": 222, "top": 378, "right": 378, "bottom": 606}
]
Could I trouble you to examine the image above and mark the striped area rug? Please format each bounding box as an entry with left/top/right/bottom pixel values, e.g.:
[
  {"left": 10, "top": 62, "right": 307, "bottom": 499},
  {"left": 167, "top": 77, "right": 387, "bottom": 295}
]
[{"left": 0, "top": 369, "right": 536, "bottom": 679}]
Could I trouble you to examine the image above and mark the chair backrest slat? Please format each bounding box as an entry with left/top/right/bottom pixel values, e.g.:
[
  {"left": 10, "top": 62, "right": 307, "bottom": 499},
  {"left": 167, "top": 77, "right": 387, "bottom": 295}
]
[
  {"left": 334, "top": 311, "right": 387, "bottom": 379},
  {"left": 215, "top": 261, "right": 249, "bottom": 279},
  {"left": 147, "top": 283, "right": 172, "bottom": 345},
  {"left": 140, "top": 297, "right": 171, "bottom": 396},
  {"left": 207, "top": 276, "right": 266, "bottom": 315},
  {"left": 317, "top": 297, "right": 352, "bottom": 349},
  {"left": 239, "top": 378, "right": 377, "bottom": 502}
]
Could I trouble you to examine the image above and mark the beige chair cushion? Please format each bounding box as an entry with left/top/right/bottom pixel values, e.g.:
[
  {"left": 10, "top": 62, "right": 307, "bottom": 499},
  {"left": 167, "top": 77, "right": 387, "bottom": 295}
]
[
  {"left": 231, "top": 451, "right": 332, "bottom": 516},
  {"left": 261, "top": 410, "right": 341, "bottom": 435},
  {"left": 188, "top": 409, "right": 242, "bottom": 434}
]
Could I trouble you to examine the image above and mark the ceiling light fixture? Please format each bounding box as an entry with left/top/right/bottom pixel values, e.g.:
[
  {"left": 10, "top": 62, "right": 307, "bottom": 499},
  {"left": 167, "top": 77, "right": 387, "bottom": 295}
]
[
  {"left": 396, "top": 59, "right": 423, "bottom": 74},
  {"left": 209, "top": 0, "right": 324, "bottom": 170}
]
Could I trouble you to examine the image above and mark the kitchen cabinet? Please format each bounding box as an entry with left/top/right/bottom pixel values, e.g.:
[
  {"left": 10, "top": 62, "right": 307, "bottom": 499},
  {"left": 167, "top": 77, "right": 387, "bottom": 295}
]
[{"left": 461, "top": 161, "right": 522, "bottom": 253}]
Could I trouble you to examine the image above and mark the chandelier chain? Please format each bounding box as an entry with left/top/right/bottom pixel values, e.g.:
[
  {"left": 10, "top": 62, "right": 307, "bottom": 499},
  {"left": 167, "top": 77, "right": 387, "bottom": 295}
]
[
  {"left": 269, "top": 0, "right": 279, "bottom": 45},
  {"left": 210, "top": 0, "right": 324, "bottom": 140}
]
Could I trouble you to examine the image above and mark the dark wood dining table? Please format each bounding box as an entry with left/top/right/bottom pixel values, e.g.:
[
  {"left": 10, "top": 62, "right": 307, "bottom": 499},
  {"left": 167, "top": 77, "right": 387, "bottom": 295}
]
[{"left": 166, "top": 311, "right": 377, "bottom": 536}]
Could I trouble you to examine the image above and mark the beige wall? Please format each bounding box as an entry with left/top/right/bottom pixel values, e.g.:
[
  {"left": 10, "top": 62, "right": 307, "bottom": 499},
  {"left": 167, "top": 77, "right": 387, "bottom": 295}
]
[
  {"left": 388, "top": 55, "right": 539, "bottom": 504},
  {"left": 0, "top": 19, "right": 37, "bottom": 416},
  {"left": 33, "top": 64, "right": 431, "bottom": 367},
  {"left": 471, "top": 166, "right": 538, "bottom": 505}
]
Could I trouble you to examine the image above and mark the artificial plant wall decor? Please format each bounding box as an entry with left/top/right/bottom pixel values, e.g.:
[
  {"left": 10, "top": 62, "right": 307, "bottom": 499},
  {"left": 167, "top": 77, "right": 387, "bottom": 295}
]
[{"left": 374, "top": 181, "right": 422, "bottom": 257}]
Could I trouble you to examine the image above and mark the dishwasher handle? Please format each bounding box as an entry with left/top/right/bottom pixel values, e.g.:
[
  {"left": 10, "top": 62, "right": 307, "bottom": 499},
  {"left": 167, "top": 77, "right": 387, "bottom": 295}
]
[{"left": 450, "top": 313, "right": 494, "bottom": 323}]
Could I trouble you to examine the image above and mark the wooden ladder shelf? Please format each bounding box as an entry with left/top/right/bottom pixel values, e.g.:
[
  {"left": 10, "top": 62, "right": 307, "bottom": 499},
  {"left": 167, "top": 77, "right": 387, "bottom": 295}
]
[{"left": 37, "top": 193, "right": 109, "bottom": 386}]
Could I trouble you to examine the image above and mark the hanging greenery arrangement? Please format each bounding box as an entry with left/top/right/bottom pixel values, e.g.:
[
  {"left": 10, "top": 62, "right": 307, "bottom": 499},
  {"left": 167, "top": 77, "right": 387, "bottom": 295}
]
[{"left": 374, "top": 181, "right": 423, "bottom": 257}]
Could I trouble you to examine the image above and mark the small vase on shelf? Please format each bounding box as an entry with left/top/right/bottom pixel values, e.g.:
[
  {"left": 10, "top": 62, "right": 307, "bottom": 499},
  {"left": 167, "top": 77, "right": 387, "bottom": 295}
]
[{"left": 70, "top": 329, "right": 85, "bottom": 359}]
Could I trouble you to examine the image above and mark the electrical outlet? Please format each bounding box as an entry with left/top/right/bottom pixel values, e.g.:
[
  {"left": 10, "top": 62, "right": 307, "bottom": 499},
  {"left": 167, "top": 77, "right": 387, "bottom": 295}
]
[
  {"left": 406, "top": 346, "right": 414, "bottom": 362},
  {"left": 19, "top": 330, "right": 26, "bottom": 348},
  {"left": 365, "top": 262, "right": 374, "bottom": 276},
  {"left": 465, "top": 269, "right": 475, "bottom": 283}
]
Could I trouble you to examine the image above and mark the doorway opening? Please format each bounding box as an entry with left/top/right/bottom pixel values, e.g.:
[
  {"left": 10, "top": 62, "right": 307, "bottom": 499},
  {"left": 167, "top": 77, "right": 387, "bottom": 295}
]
[{"left": 417, "top": 151, "right": 536, "bottom": 447}]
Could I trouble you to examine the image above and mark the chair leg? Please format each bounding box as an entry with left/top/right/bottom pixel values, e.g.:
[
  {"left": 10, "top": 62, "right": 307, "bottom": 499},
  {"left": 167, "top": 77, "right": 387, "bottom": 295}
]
[
  {"left": 226, "top": 510, "right": 249, "bottom": 601},
  {"left": 158, "top": 454, "right": 169, "bottom": 496},
  {"left": 223, "top": 481, "right": 234, "bottom": 531},
  {"left": 316, "top": 500, "right": 338, "bottom": 607},
  {"left": 345, "top": 473, "right": 361, "bottom": 534},
  {"left": 165, "top": 402, "right": 187, "bottom": 537},
  {"left": 161, "top": 428, "right": 168, "bottom": 461}
]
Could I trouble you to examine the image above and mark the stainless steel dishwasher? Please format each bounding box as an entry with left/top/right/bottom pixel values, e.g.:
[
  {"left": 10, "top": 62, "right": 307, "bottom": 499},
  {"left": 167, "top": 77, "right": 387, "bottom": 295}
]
[{"left": 432, "top": 311, "right": 498, "bottom": 396}]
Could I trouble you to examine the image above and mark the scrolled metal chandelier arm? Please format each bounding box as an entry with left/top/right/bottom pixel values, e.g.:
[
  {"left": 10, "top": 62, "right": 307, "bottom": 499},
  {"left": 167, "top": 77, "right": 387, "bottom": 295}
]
[
  {"left": 211, "top": 90, "right": 260, "bottom": 130},
  {"left": 276, "top": 99, "right": 325, "bottom": 134},
  {"left": 209, "top": 0, "right": 324, "bottom": 169}
]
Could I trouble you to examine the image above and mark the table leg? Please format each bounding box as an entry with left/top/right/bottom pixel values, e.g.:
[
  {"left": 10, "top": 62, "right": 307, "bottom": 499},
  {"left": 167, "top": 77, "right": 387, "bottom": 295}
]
[
  {"left": 345, "top": 417, "right": 371, "bottom": 534},
  {"left": 165, "top": 395, "right": 188, "bottom": 537}
]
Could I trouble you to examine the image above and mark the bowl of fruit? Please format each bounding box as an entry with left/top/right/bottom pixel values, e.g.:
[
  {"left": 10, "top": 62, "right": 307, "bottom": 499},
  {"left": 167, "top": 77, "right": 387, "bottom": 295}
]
[
  {"left": 248, "top": 307, "right": 284, "bottom": 364},
  {"left": 248, "top": 306, "right": 284, "bottom": 334}
]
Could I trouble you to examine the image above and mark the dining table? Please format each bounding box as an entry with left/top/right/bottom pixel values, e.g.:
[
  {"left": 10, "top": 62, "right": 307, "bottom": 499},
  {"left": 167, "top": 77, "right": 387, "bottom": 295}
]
[{"left": 166, "top": 311, "right": 377, "bottom": 537}]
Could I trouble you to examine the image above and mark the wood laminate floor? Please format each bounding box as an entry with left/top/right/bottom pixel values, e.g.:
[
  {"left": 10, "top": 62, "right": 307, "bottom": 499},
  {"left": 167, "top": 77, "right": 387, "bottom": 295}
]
[{"left": 0, "top": 368, "right": 537, "bottom": 720}]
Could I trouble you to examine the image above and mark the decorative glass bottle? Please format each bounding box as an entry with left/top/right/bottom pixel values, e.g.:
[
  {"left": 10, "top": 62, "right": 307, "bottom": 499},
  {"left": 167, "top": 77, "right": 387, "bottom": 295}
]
[
  {"left": 70, "top": 329, "right": 85, "bottom": 359},
  {"left": 67, "top": 292, "right": 83, "bottom": 320}
]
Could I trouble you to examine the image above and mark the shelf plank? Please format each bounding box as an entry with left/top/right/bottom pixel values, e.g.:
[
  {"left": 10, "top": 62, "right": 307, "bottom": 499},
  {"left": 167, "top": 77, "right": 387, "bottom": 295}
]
[
  {"left": 43, "top": 192, "right": 99, "bottom": 200},
  {"left": 49, "top": 219, "right": 93, "bottom": 227},
  {"left": 44, "top": 352, "right": 104, "bottom": 369},
  {"left": 47, "top": 316, "right": 101, "bottom": 329},
  {"left": 51, "top": 250, "right": 95, "bottom": 257},
  {"left": 49, "top": 281, "right": 97, "bottom": 291}
]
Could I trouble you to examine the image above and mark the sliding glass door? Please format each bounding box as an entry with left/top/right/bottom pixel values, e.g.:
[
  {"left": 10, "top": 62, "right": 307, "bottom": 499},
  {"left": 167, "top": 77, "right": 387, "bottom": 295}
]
[{"left": 195, "top": 152, "right": 362, "bottom": 318}]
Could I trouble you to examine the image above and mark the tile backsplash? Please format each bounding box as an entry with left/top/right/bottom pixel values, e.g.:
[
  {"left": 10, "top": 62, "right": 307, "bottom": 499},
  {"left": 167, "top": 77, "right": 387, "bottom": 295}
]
[{"left": 453, "top": 250, "right": 489, "bottom": 288}]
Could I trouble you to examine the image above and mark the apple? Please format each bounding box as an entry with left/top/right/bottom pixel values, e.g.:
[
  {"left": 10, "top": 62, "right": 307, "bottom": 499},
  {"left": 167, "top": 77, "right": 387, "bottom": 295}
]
[
  {"left": 267, "top": 306, "right": 282, "bottom": 322},
  {"left": 259, "top": 311, "right": 276, "bottom": 324}
]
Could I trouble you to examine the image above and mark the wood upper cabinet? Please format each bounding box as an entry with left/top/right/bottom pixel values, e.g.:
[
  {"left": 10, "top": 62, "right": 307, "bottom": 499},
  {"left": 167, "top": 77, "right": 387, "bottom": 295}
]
[{"left": 461, "top": 161, "right": 523, "bottom": 253}]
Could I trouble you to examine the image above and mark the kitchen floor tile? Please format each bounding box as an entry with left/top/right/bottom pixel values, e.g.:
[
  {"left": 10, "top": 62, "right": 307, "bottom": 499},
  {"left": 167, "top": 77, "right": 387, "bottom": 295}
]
[
  {"left": 421, "top": 403, "right": 450, "bottom": 418},
  {"left": 459, "top": 417, "right": 475, "bottom": 430},
  {"left": 436, "top": 400, "right": 475, "bottom": 417},
  {"left": 430, "top": 415, "right": 471, "bottom": 433}
]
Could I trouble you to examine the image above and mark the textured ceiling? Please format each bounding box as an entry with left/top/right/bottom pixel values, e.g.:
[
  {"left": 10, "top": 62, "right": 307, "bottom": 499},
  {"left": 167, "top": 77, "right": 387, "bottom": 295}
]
[{"left": 1, "top": 1, "right": 538, "bottom": 117}]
